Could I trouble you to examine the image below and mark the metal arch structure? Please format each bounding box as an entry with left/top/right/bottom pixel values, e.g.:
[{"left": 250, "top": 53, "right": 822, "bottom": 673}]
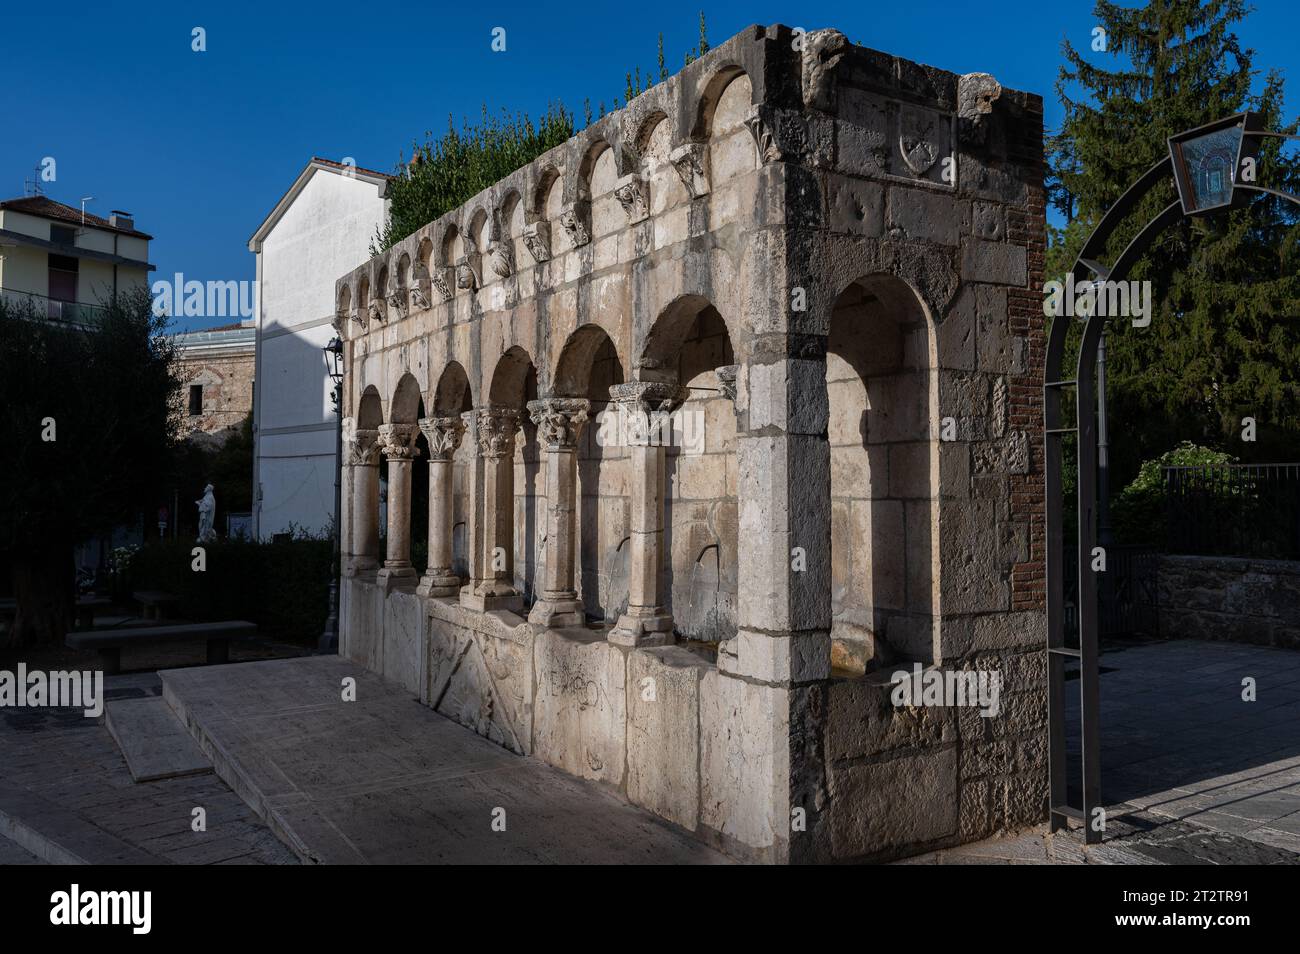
[{"left": 1045, "top": 112, "right": 1300, "bottom": 843}]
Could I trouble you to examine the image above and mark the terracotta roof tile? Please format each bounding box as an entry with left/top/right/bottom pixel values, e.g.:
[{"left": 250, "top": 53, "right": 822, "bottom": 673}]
[{"left": 0, "top": 195, "right": 153, "bottom": 239}]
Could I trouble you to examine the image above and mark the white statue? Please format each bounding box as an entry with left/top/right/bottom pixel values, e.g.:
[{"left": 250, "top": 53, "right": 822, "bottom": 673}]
[{"left": 196, "top": 483, "right": 217, "bottom": 542}]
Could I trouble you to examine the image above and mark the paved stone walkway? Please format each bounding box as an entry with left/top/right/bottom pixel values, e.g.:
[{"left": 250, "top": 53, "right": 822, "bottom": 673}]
[
  {"left": 162, "top": 656, "right": 729, "bottom": 864},
  {"left": 0, "top": 673, "right": 298, "bottom": 864},
  {"left": 1072, "top": 638, "right": 1300, "bottom": 854}
]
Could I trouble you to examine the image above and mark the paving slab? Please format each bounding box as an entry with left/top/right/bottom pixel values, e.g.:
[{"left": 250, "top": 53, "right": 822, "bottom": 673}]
[
  {"left": 161, "top": 656, "right": 730, "bottom": 864},
  {"left": 105, "top": 696, "right": 213, "bottom": 782}
]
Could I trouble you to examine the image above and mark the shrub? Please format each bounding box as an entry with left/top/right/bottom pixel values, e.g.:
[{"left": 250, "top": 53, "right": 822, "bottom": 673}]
[
  {"left": 1111, "top": 442, "right": 1236, "bottom": 546},
  {"left": 127, "top": 532, "right": 332, "bottom": 644}
]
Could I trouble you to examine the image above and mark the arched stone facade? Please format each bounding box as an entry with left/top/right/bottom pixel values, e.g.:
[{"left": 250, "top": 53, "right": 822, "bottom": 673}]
[{"left": 334, "top": 24, "right": 1047, "bottom": 863}]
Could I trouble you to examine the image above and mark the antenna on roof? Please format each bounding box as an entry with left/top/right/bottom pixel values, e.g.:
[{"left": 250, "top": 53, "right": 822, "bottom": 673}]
[
  {"left": 80, "top": 196, "right": 95, "bottom": 227},
  {"left": 23, "top": 164, "right": 44, "bottom": 197}
]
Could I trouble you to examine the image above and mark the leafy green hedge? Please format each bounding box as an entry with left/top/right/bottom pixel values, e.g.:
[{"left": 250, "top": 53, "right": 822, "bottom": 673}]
[
  {"left": 1112, "top": 442, "right": 1236, "bottom": 547},
  {"left": 123, "top": 537, "right": 332, "bottom": 644}
]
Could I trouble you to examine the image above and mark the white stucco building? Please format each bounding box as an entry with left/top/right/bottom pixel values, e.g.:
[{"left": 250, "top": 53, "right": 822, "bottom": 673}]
[{"left": 248, "top": 157, "right": 389, "bottom": 539}]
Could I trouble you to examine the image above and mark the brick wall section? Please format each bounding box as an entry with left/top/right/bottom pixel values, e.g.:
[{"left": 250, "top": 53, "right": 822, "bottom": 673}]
[{"left": 1007, "top": 94, "right": 1046, "bottom": 614}]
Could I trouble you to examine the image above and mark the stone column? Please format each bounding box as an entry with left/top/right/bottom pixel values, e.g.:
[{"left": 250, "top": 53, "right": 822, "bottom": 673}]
[
  {"left": 607, "top": 381, "right": 687, "bottom": 646},
  {"left": 526, "top": 397, "right": 591, "bottom": 628},
  {"left": 416, "top": 414, "right": 466, "bottom": 598},
  {"left": 345, "top": 428, "right": 382, "bottom": 576},
  {"left": 460, "top": 405, "right": 523, "bottom": 613},
  {"left": 375, "top": 423, "right": 419, "bottom": 592}
]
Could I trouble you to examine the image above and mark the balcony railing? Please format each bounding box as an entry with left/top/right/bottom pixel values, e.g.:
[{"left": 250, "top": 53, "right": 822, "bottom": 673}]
[{"left": 0, "top": 289, "right": 107, "bottom": 326}]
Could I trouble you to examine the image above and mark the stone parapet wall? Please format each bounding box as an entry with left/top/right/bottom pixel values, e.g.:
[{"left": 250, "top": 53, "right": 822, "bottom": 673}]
[{"left": 1158, "top": 554, "right": 1300, "bottom": 650}]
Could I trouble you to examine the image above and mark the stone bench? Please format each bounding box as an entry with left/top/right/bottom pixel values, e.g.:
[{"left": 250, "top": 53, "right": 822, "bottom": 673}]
[
  {"left": 75, "top": 596, "right": 111, "bottom": 630},
  {"left": 133, "top": 590, "right": 182, "bottom": 620},
  {"left": 66, "top": 621, "right": 257, "bottom": 675}
]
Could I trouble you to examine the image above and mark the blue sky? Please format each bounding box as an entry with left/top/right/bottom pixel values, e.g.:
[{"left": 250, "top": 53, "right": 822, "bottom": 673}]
[{"left": 2, "top": 0, "right": 1296, "bottom": 331}]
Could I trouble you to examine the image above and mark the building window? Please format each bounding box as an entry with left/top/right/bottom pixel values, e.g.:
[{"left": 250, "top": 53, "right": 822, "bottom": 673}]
[
  {"left": 50, "top": 225, "right": 76, "bottom": 246},
  {"left": 189, "top": 385, "right": 203, "bottom": 416},
  {"left": 48, "top": 253, "right": 78, "bottom": 304}
]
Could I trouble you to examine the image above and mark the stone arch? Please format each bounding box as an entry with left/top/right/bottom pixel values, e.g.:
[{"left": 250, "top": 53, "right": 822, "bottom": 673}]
[
  {"left": 357, "top": 274, "right": 371, "bottom": 310},
  {"left": 441, "top": 224, "right": 461, "bottom": 267},
  {"left": 825, "top": 273, "right": 939, "bottom": 673},
  {"left": 337, "top": 284, "right": 352, "bottom": 316},
  {"left": 532, "top": 165, "right": 561, "bottom": 219},
  {"left": 434, "top": 361, "right": 473, "bottom": 414},
  {"left": 638, "top": 112, "right": 686, "bottom": 215},
  {"left": 554, "top": 326, "right": 629, "bottom": 622},
  {"left": 468, "top": 208, "right": 489, "bottom": 255},
  {"left": 581, "top": 140, "right": 622, "bottom": 240},
  {"left": 640, "top": 296, "right": 739, "bottom": 643},
  {"left": 357, "top": 384, "right": 383, "bottom": 428},
  {"left": 707, "top": 71, "right": 757, "bottom": 186},
  {"left": 396, "top": 252, "right": 412, "bottom": 290},
  {"left": 487, "top": 346, "right": 540, "bottom": 604},
  {"left": 692, "top": 64, "right": 750, "bottom": 139},
  {"left": 416, "top": 236, "right": 433, "bottom": 272},
  {"left": 376, "top": 263, "right": 390, "bottom": 299},
  {"left": 390, "top": 372, "right": 422, "bottom": 425}
]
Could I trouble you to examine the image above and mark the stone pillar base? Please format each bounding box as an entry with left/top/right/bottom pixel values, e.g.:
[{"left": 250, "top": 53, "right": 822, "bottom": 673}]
[
  {"left": 608, "top": 611, "right": 674, "bottom": 647},
  {"left": 376, "top": 565, "right": 417, "bottom": 594},
  {"left": 460, "top": 588, "right": 523, "bottom": 614},
  {"left": 528, "top": 597, "right": 586, "bottom": 629},
  {"left": 416, "top": 571, "right": 462, "bottom": 598}
]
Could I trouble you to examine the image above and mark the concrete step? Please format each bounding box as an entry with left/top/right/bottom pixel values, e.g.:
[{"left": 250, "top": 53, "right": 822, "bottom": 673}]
[
  {"left": 0, "top": 782, "right": 165, "bottom": 865},
  {"left": 105, "top": 696, "right": 213, "bottom": 783}
]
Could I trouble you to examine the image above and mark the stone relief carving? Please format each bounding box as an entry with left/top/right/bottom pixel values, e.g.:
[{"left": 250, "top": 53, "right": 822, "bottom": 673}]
[
  {"left": 957, "top": 72, "right": 1002, "bottom": 146},
  {"left": 613, "top": 174, "right": 649, "bottom": 223},
  {"left": 418, "top": 415, "right": 467, "bottom": 461},
  {"left": 368, "top": 299, "right": 386, "bottom": 323},
  {"left": 377, "top": 423, "right": 420, "bottom": 460},
  {"left": 800, "top": 29, "right": 850, "bottom": 111},
  {"left": 669, "top": 143, "right": 709, "bottom": 199},
  {"left": 527, "top": 398, "right": 591, "bottom": 450},
  {"left": 487, "top": 241, "right": 514, "bottom": 278},
  {"left": 559, "top": 201, "right": 590, "bottom": 248},
  {"left": 899, "top": 106, "right": 940, "bottom": 176},
  {"left": 474, "top": 406, "right": 522, "bottom": 458},
  {"left": 716, "top": 365, "right": 738, "bottom": 402},
  {"left": 430, "top": 268, "right": 454, "bottom": 302},
  {"left": 347, "top": 428, "right": 382, "bottom": 466},
  {"left": 387, "top": 289, "right": 408, "bottom": 319},
  {"left": 522, "top": 221, "right": 551, "bottom": 263}
]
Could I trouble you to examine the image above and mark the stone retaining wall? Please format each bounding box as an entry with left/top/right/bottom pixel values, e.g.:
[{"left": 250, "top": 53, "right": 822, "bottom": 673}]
[{"left": 1158, "top": 554, "right": 1300, "bottom": 650}]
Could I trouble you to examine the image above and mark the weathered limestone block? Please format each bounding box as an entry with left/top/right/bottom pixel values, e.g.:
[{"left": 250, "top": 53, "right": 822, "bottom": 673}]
[
  {"left": 699, "top": 671, "right": 790, "bottom": 860},
  {"left": 824, "top": 673, "right": 957, "bottom": 763},
  {"left": 343, "top": 577, "right": 385, "bottom": 674},
  {"left": 961, "top": 238, "right": 1027, "bottom": 287},
  {"left": 533, "top": 629, "right": 627, "bottom": 785},
  {"left": 383, "top": 590, "right": 425, "bottom": 695},
  {"left": 888, "top": 186, "right": 960, "bottom": 246},
  {"left": 626, "top": 647, "right": 709, "bottom": 830},
  {"left": 827, "top": 745, "right": 959, "bottom": 859}
]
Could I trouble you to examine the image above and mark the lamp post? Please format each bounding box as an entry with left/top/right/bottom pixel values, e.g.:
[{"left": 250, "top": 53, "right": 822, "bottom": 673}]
[{"left": 319, "top": 335, "right": 345, "bottom": 653}]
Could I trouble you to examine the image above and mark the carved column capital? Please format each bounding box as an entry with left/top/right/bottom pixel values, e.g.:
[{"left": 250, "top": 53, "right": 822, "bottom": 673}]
[
  {"left": 527, "top": 398, "right": 591, "bottom": 450},
  {"left": 377, "top": 423, "right": 420, "bottom": 460},
  {"left": 368, "top": 298, "right": 387, "bottom": 323},
  {"left": 613, "top": 174, "right": 649, "bottom": 224},
  {"left": 716, "top": 365, "right": 738, "bottom": 402},
  {"left": 522, "top": 221, "right": 551, "bottom": 263},
  {"left": 473, "top": 405, "right": 522, "bottom": 458},
  {"left": 608, "top": 381, "right": 689, "bottom": 447},
  {"left": 347, "top": 428, "right": 382, "bottom": 466},
  {"left": 669, "top": 142, "right": 710, "bottom": 199},
  {"left": 559, "top": 201, "right": 590, "bottom": 248},
  {"left": 487, "top": 241, "right": 514, "bottom": 278},
  {"left": 418, "top": 415, "right": 467, "bottom": 461}
]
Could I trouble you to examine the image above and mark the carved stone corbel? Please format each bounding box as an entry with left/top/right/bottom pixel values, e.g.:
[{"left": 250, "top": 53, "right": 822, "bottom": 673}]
[
  {"left": 410, "top": 263, "right": 433, "bottom": 309},
  {"left": 487, "top": 240, "right": 514, "bottom": 279},
  {"left": 716, "top": 365, "right": 738, "bottom": 402},
  {"left": 559, "top": 200, "right": 590, "bottom": 248},
  {"left": 456, "top": 256, "right": 480, "bottom": 290},
  {"left": 669, "top": 142, "right": 710, "bottom": 199},
  {"left": 745, "top": 106, "right": 784, "bottom": 163},
  {"left": 387, "top": 289, "right": 407, "bottom": 319},
  {"left": 957, "top": 72, "right": 1002, "bottom": 146},
  {"left": 522, "top": 221, "right": 551, "bottom": 263},
  {"left": 801, "top": 29, "right": 850, "bottom": 111},
  {"left": 430, "top": 267, "right": 454, "bottom": 302},
  {"left": 368, "top": 299, "right": 386, "bottom": 323},
  {"left": 613, "top": 174, "right": 650, "bottom": 224}
]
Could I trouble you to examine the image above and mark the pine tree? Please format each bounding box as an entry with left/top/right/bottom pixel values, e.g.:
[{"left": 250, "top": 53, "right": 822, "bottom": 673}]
[{"left": 1049, "top": 0, "right": 1300, "bottom": 482}]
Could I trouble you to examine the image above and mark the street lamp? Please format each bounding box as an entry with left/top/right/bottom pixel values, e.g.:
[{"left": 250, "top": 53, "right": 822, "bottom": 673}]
[{"left": 319, "top": 335, "right": 345, "bottom": 653}]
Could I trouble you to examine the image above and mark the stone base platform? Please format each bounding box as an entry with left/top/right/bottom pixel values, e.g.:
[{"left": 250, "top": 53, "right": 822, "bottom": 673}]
[{"left": 160, "top": 656, "right": 730, "bottom": 864}]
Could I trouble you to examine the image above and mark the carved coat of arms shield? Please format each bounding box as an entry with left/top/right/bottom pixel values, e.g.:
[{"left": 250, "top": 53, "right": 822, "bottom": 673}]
[{"left": 899, "top": 106, "right": 939, "bottom": 176}]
